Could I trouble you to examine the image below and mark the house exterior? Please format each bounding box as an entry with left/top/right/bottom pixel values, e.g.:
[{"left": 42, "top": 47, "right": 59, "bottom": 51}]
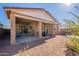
[{"left": 4, "top": 7, "right": 59, "bottom": 45}]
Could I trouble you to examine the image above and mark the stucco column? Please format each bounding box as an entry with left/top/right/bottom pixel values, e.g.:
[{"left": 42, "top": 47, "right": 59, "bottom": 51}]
[
  {"left": 38, "top": 22, "right": 42, "bottom": 38},
  {"left": 10, "top": 12, "right": 16, "bottom": 45},
  {"left": 49, "top": 25, "right": 51, "bottom": 34},
  {"left": 48, "top": 24, "right": 49, "bottom": 35},
  {"left": 51, "top": 25, "right": 53, "bottom": 35},
  {"left": 52, "top": 24, "right": 54, "bottom": 35},
  {"left": 51, "top": 24, "right": 53, "bottom": 35},
  {"left": 49, "top": 25, "right": 51, "bottom": 35},
  {"left": 54, "top": 24, "right": 56, "bottom": 35},
  {"left": 32, "top": 22, "right": 37, "bottom": 36},
  {"left": 57, "top": 25, "right": 59, "bottom": 33},
  {"left": 49, "top": 24, "right": 52, "bottom": 35}
]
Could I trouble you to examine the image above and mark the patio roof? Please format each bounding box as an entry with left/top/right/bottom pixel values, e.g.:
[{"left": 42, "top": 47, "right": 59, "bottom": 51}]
[{"left": 3, "top": 7, "right": 59, "bottom": 24}]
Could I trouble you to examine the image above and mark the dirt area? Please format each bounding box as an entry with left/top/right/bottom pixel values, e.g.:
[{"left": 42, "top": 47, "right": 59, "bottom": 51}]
[
  {"left": 16, "top": 35, "right": 67, "bottom": 56},
  {"left": 0, "top": 35, "right": 69, "bottom": 56}
]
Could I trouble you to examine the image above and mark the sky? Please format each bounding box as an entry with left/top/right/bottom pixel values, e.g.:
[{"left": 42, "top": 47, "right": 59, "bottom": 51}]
[{"left": 0, "top": 3, "right": 78, "bottom": 27}]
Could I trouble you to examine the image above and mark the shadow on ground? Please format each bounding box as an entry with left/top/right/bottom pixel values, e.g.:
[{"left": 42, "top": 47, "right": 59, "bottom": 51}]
[
  {"left": 0, "top": 36, "right": 10, "bottom": 47},
  {"left": 65, "top": 47, "right": 79, "bottom": 56},
  {"left": 0, "top": 36, "right": 53, "bottom": 56}
]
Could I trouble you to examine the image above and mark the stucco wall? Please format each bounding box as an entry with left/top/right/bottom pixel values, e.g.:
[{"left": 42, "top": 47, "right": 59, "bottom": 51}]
[{"left": 11, "top": 9, "right": 55, "bottom": 22}]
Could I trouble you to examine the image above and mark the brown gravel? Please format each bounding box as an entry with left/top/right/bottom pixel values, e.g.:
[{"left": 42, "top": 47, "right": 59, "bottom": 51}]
[
  {"left": 16, "top": 35, "right": 67, "bottom": 56},
  {"left": 0, "top": 35, "right": 68, "bottom": 56}
]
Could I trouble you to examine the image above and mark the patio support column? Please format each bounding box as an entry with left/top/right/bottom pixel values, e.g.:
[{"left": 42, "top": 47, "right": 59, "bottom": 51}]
[
  {"left": 38, "top": 21, "right": 42, "bottom": 38},
  {"left": 55, "top": 25, "right": 57, "bottom": 34},
  {"left": 51, "top": 25, "right": 53, "bottom": 35},
  {"left": 32, "top": 22, "right": 37, "bottom": 36},
  {"left": 48, "top": 24, "right": 50, "bottom": 35},
  {"left": 10, "top": 12, "right": 16, "bottom": 45},
  {"left": 57, "top": 25, "right": 59, "bottom": 33},
  {"left": 49, "top": 24, "right": 52, "bottom": 35},
  {"left": 49, "top": 24, "right": 51, "bottom": 34},
  {"left": 49, "top": 25, "right": 51, "bottom": 35},
  {"left": 54, "top": 24, "right": 56, "bottom": 35},
  {"left": 52, "top": 24, "right": 54, "bottom": 35}
]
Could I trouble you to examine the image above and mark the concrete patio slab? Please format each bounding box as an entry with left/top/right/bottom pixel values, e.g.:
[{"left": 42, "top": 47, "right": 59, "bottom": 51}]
[{"left": 16, "top": 36, "right": 39, "bottom": 44}]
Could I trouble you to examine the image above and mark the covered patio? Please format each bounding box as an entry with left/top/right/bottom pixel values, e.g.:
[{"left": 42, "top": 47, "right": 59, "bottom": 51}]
[
  {"left": 16, "top": 16, "right": 54, "bottom": 44},
  {"left": 4, "top": 7, "right": 59, "bottom": 45}
]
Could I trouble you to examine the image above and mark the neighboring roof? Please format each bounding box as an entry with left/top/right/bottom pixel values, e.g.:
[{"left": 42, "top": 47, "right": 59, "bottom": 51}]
[
  {"left": 0, "top": 23, "right": 3, "bottom": 26},
  {"left": 3, "top": 7, "right": 59, "bottom": 24}
]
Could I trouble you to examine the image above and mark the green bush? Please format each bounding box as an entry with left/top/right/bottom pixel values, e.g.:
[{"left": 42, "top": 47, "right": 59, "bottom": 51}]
[{"left": 67, "top": 36, "right": 79, "bottom": 53}]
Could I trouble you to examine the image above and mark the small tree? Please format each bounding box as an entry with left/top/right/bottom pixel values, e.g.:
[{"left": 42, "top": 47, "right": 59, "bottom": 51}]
[
  {"left": 64, "top": 6, "right": 79, "bottom": 35},
  {"left": 65, "top": 6, "right": 79, "bottom": 54}
]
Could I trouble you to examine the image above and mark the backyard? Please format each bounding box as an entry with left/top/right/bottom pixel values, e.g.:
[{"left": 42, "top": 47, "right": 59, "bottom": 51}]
[
  {"left": 0, "top": 35, "right": 75, "bottom": 56},
  {"left": 0, "top": 3, "right": 79, "bottom": 56},
  {"left": 16, "top": 35, "right": 67, "bottom": 56}
]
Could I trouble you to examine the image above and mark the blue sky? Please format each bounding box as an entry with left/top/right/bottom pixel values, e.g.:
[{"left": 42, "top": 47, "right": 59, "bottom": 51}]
[{"left": 0, "top": 3, "right": 78, "bottom": 27}]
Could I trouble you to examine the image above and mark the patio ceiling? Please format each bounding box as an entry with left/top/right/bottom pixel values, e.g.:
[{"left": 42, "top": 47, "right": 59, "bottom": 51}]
[{"left": 16, "top": 17, "right": 36, "bottom": 24}]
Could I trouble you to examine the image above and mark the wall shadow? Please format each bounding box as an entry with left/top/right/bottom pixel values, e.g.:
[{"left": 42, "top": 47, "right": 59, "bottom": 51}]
[{"left": 0, "top": 36, "right": 55, "bottom": 56}]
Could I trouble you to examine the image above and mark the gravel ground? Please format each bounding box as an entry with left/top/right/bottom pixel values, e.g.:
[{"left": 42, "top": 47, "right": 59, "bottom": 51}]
[
  {"left": 0, "top": 35, "right": 68, "bottom": 56},
  {"left": 16, "top": 35, "right": 67, "bottom": 56}
]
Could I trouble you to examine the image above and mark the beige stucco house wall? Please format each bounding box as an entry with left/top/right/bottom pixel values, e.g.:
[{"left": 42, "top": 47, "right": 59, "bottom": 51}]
[{"left": 4, "top": 7, "right": 59, "bottom": 45}]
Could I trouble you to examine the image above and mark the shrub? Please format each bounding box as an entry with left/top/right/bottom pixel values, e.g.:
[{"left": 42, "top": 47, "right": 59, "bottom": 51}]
[{"left": 67, "top": 36, "right": 79, "bottom": 54}]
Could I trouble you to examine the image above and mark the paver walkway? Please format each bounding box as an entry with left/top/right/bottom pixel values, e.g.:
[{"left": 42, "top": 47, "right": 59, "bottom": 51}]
[{"left": 16, "top": 35, "right": 67, "bottom": 56}]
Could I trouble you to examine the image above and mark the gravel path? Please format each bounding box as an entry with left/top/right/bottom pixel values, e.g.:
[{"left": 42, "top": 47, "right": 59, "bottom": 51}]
[{"left": 16, "top": 35, "right": 67, "bottom": 56}]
